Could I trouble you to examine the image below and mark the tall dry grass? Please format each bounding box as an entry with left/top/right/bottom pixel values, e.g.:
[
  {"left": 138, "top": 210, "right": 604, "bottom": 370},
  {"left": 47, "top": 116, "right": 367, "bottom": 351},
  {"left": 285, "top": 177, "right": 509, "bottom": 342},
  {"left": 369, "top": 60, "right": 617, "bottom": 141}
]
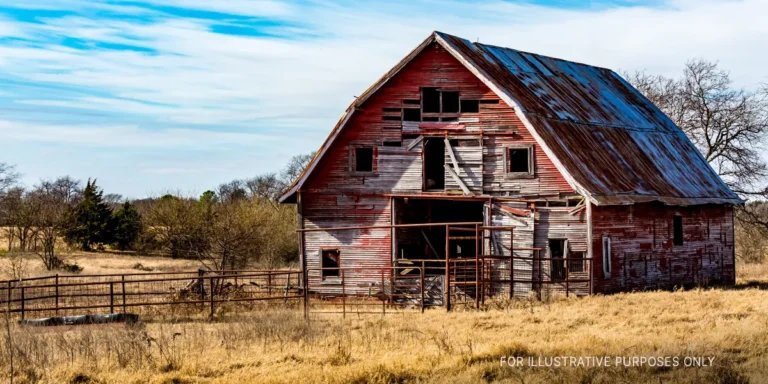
[{"left": 1, "top": 276, "right": 767, "bottom": 383}]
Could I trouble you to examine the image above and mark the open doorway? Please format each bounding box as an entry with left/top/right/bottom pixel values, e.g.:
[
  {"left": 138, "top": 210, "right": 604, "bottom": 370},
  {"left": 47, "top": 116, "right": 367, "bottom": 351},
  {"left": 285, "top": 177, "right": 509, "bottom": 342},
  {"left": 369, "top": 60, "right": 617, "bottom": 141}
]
[
  {"left": 423, "top": 138, "right": 445, "bottom": 191},
  {"left": 394, "top": 198, "right": 484, "bottom": 274}
]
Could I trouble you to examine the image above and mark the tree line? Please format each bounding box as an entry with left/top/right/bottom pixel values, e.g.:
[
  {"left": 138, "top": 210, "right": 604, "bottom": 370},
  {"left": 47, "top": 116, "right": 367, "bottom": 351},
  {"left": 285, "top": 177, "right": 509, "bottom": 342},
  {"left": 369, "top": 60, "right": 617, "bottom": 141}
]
[{"left": 0, "top": 153, "right": 313, "bottom": 273}]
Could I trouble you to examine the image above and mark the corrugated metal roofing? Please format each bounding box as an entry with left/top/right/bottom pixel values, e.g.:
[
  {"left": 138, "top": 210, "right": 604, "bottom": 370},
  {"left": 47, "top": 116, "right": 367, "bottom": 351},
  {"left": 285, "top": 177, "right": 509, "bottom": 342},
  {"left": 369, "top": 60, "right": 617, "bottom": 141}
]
[
  {"left": 280, "top": 31, "right": 742, "bottom": 206},
  {"left": 436, "top": 32, "right": 742, "bottom": 206}
]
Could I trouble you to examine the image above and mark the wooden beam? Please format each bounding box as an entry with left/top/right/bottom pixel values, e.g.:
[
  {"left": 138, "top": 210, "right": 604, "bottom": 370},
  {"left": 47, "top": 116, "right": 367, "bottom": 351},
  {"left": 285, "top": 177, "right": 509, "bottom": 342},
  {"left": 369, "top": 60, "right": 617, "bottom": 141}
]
[
  {"left": 421, "top": 229, "right": 440, "bottom": 258},
  {"left": 444, "top": 138, "right": 460, "bottom": 173},
  {"left": 407, "top": 135, "right": 424, "bottom": 151},
  {"left": 444, "top": 164, "right": 471, "bottom": 195}
]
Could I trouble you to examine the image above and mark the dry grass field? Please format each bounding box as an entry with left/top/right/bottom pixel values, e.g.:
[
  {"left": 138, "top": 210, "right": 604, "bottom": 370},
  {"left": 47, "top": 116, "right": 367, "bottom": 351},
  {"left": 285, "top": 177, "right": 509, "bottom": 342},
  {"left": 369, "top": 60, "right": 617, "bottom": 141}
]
[{"left": 0, "top": 255, "right": 766, "bottom": 383}]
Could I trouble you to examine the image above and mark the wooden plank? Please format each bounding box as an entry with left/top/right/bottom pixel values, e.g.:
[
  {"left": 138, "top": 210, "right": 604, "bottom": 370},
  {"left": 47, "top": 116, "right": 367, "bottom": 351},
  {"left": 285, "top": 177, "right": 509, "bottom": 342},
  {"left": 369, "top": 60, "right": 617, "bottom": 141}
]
[
  {"left": 444, "top": 164, "right": 471, "bottom": 195},
  {"left": 444, "top": 138, "right": 460, "bottom": 173},
  {"left": 407, "top": 136, "right": 424, "bottom": 151}
]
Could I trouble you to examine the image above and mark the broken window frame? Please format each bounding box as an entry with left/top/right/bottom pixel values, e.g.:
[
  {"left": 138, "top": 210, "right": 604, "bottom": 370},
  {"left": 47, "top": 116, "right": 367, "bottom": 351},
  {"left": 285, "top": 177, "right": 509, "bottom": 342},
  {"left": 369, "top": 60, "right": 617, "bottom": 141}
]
[
  {"left": 349, "top": 144, "right": 377, "bottom": 176},
  {"left": 568, "top": 251, "right": 585, "bottom": 273},
  {"left": 503, "top": 145, "right": 535, "bottom": 178},
  {"left": 320, "top": 248, "right": 341, "bottom": 280}
]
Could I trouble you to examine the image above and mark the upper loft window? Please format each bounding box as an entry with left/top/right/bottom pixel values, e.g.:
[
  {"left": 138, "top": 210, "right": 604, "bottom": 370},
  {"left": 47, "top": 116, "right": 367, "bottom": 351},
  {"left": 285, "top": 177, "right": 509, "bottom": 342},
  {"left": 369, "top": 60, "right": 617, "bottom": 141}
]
[
  {"left": 504, "top": 146, "right": 534, "bottom": 178},
  {"left": 350, "top": 145, "right": 375, "bottom": 174},
  {"left": 673, "top": 215, "right": 684, "bottom": 246}
]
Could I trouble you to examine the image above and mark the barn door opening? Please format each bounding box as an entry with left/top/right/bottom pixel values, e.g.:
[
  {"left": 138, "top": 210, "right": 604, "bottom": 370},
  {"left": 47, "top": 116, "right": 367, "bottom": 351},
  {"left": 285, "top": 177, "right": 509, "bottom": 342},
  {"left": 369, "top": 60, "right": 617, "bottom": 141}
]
[
  {"left": 549, "top": 239, "right": 567, "bottom": 281},
  {"left": 423, "top": 138, "right": 445, "bottom": 190}
]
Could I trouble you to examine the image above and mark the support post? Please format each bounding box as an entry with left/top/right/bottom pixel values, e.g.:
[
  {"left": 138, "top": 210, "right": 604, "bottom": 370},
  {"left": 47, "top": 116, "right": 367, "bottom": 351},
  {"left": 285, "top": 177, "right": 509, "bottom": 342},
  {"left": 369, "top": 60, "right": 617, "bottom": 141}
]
[
  {"left": 121, "top": 275, "right": 127, "bottom": 313},
  {"left": 209, "top": 278, "right": 215, "bottom": 319},
  {"left": 420, "top": 266, "right": 425, "bottom": 313},
  {"left": 303, "top": 271, "right": 309, "bottom": 320},
  {"left": 341, "top": 269, "right": 346, "bottom": 319},
  {"left": 444, "top": 224, "right": 451, "bottom": 311},
  {"left": 475, "top": 224, "right": 480, "bottom": 310},
  {"left": 565, "top": 260, "right": 570, "bottom": 297},
  {"left": 510, "top": 227, "right": 514, "bottom": 300},
  {"left": 109, "top": 282, "right": 115, "bottom": 313},
  {"left": 55, "top": 274, "right": 59, "bottom": 315},
  {"left": 381, "top": 269, "right": 386, "bottom": 315},
  {"left": 20, "top": 286, "right": 25, "bottom": 320}
]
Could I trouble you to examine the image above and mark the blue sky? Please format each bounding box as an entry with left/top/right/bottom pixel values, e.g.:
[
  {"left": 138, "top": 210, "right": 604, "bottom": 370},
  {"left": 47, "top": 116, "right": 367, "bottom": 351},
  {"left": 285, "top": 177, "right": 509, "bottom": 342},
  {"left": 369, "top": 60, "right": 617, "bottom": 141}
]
[{"left": 1, "top": 0, "right": 766, "bottom": 198}]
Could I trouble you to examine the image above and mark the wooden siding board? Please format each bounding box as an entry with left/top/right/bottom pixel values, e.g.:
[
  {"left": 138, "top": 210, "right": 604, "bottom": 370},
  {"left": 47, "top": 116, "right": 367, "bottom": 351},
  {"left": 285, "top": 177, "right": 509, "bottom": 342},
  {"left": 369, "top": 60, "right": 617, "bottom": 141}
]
[{"left": 591, "top": 203, "right": 735, "bottom": 293}]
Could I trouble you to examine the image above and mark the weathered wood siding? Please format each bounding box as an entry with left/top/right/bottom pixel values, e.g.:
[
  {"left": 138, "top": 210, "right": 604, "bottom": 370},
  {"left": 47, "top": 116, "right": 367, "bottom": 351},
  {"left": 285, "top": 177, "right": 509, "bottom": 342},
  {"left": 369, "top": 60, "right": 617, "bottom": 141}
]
[
  {"left": 489, "top": 202, "right": 535, "bottom": 297},
  {"left": 534, "top": 207, "right": 590, "bottom": 296},
  {"left": 591, "top": 203, "right": 735, "bottom": 293},
  {"left": 302, "top": 194, "right": 391, "bottom": 294}
]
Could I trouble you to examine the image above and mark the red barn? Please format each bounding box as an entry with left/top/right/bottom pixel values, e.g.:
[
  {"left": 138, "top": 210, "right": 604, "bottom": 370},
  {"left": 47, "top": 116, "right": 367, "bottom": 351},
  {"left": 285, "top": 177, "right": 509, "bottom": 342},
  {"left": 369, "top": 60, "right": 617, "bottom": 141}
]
[{"left": 280, "top": 32, "right": 742, "bottom": 303}]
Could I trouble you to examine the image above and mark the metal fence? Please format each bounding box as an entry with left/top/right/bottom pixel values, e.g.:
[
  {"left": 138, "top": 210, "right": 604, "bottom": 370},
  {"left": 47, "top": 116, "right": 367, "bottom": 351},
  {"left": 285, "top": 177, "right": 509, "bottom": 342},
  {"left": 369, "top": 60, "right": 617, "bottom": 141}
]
[{"left": 0, "top": 270, "right": 303, "bottom": 320}]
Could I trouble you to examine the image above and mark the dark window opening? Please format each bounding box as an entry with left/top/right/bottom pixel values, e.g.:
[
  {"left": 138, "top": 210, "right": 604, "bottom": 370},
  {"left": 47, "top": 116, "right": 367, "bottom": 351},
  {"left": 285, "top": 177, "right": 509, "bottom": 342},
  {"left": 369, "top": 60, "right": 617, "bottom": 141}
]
[
  {"left": 549, "top": 239, "right": 566, "bottom": 281},
  {"left": 441, "top": 117, "right": 458, "bottom": 122},
  {"left": 382, "top": 107, "right": 401, "bottom": 112},
  {"left": 461, "top": 99, "right": 480, "bottom": 113},
  {"left": 673, "top": 215, "right": 683, "bottom": 246},
  {"left": 383, "top": 140, "right": 402, "bottom": 147},
  {"left": 479, "top": 99, "right": 500, "bottom": 104},
  {"left": 354, "top": 147, "right": 374, "bottom": 173},
  {"left": 569, "top": 251, "right": 585, "bottom": 273},
  {"left": 321, "top": 249, "right": 340, "bottom": 278},
  {"left": 422, "top": 116, "right": 440, "bottom": 122},
  {"left": 423, "top": 138, "right": 445, "bottom": 190},
  {"left": 507, "top": 147, "right": 531, "bottom": 174},
  {"left": 404, "top": 99, "right": 421, "bottom": 105},
  {"left": 422, "top": 87, "right": 440, "bottom": 113},
  {"left": 382, "top": 115, "right": 401, "bottom": 121},
  {"left": 442, "top": 91, "right": 459, "bottom": 113},
  {"left": 403, "top": 108, "right": 421, "bottom": 122}
]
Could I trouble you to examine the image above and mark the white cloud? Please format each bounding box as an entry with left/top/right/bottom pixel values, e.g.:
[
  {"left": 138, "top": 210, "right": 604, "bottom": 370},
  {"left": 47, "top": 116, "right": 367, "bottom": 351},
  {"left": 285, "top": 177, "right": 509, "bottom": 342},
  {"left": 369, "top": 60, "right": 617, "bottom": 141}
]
[{"left": 1, "top": 0, "right": 767, "bottom": 196}]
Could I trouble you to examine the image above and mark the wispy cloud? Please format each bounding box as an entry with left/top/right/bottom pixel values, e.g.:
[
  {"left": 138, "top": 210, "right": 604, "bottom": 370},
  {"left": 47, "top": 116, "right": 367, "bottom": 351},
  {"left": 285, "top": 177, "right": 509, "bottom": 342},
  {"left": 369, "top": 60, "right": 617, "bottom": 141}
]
[{"left": 1, "top": 0, "right": 766, "bottom": 197}]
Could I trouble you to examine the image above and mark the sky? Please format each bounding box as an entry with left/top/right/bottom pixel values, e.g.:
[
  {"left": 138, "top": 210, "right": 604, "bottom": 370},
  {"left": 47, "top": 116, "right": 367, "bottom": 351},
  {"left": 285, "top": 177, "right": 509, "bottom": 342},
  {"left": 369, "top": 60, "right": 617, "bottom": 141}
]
[{"left": 0, "top": 0, "right": 766, "bottom": 199}]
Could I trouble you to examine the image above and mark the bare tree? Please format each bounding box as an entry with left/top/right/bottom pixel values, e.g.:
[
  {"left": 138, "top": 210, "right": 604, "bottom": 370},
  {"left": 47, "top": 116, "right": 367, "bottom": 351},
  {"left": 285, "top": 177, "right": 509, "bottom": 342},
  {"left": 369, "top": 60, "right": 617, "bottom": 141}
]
[
  {"left": 30, "top": 178, "right": 78, "bottom": 270},
  {"left": 281, "top": 152, "right": 315, "bottom": 187},
  {"left": 625, "top": 60, "right": 768, "bottom": 231},
  {"left": 1, "top": 187, "right": 38, "bottom": 252},
  {"left": 0, "top": 163, "right": 20, "bottom": 194}
]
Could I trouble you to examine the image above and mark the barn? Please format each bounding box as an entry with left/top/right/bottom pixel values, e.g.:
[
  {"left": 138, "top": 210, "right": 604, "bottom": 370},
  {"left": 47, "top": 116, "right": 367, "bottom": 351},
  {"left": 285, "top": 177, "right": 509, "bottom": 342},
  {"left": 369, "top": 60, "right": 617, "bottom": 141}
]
[{"left": 279, "top": 31, "right": 742, "bottom": 305}]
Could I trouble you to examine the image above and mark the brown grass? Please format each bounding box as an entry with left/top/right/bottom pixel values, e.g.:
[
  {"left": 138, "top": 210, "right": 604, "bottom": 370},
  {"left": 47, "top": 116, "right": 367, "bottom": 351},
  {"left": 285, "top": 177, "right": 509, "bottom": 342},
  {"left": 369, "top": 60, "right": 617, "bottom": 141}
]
[{"left": 0, "top": 263, "right": 766, "bottom": 383}]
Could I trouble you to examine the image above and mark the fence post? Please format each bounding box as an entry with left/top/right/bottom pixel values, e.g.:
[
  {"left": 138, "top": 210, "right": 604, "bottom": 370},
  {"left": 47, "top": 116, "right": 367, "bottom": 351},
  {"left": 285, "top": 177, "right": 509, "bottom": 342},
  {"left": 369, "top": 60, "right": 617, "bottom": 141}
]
[
  {"left": 510, "top": 227, "right": 514, "bottom": 300},
  {"left": 381, "top": 269, "right": 386, "bottom": 315},
  {"left": 283, "top": 273, "right": 290, "bottom": 305},
  {"left": 55, "top": 274, "right": 59, "bottom": 315},
  {"left": 20, "top": 286, "right": 25, "bottom": 320},
  {"left": 303, "top": 271, "right": 309, "bottom": 320},
  {"left": 475, "top": 224, "right": 480, "bottom": 310},
  {"left": 7, "top": 283, "right": 12, "bottom": 319},
  {"left": 109, "top": 282, "right": 115, "bottom": 313},
  {"left": 209, "top": 278, "right": 215, "bottom": 319},
  {"left": 121, "top": 275, "right": 127, "bottom": 313},
  {"left": 444, "top": 224, "right": 451, "bottom": 312},
  {"left": 341, "top": 269, "right": 346, "bottom": 319},
  {"left": 420, "top": 266, "right": 425, "bottom": 313}
]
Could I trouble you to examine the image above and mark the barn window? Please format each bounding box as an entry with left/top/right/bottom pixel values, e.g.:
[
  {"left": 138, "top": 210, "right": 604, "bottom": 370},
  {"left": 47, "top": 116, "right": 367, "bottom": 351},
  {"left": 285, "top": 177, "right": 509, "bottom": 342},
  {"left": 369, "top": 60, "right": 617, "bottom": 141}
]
[
  {"left": 321, "top": 249, "right": 340, "bottom": 279},
  {"left": 569, "top": 251, "right": 585, "bottom": 273},
  {"left": 442, "top": 91, "right": 460, "bottom": 113},
  {"left": 383, "top": 140, "right": 402, "bottom": 147},
  {"left": 504, "top": 146, "right": 534, "bottom": 177},
  {"left": 460, "top": 99, "right": 480, "bottom": 113},
  {"left": 673, "top": 215, "right": 683, "bottom": 246},
  {"left": 351, "top": 146, "right": 375, "bottom": 174},
  {"left": 549, "top": 239, "right": 567, "bottom": 281},
  {"left": 422, "top": 87, "right": 441, "bottom": 113},
  {"left": 602, "top": 235, "right": 611, "bottom": 277},
  {"left": 403, "top": 108, "right": 421, "bottom": 122}
]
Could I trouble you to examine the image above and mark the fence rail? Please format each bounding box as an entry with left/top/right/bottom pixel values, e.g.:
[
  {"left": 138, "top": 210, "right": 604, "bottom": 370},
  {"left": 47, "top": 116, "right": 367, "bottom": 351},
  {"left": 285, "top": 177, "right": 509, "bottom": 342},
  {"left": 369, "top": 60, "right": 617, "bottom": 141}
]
[{"left": 1, "top": 269, "right": 303, "bottom": 320}]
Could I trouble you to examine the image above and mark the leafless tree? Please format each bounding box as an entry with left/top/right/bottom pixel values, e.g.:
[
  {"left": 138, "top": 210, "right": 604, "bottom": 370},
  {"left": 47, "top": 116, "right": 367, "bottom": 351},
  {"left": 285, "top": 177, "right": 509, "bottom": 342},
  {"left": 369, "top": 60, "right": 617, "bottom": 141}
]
[
  {"left": 0, "top": 163, "right": 19, "bottom": 194},
  {"left": 281, "top": 152, "right": 315, "bottom": 187},
  {"left": 30, "top": 178, "right": 79, "bottom": 270},
  {"left": 1, "top": 187, "right": 38, "bottom": 252},
  {"left": 625, "top": 60, "right": 768, "bottom": 231}
]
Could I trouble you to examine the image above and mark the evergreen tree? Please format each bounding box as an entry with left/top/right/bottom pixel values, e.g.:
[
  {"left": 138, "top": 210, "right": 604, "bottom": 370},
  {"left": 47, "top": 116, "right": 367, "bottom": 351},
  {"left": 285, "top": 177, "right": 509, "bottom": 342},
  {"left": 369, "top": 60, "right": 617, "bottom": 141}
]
[
  {"left": 112, "top": 201, "right": 142, "bottom": 250},
  {"left": 64, "top": 179, "right": 114, "bottom": 250}
]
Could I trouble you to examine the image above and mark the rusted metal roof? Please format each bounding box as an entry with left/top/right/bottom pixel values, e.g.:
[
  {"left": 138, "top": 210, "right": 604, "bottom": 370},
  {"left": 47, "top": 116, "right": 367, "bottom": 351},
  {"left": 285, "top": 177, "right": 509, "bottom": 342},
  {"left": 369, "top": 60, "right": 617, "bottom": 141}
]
[
  {"left": 436, "top": 32, "right": 741, "bottom": 206},
  {"left": 280, "top": 31, "right": 742, "bottom": 206}
]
